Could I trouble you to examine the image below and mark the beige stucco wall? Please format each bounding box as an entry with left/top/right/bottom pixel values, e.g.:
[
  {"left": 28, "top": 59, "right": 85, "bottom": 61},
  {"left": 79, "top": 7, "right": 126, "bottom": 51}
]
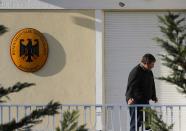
[{"left": 0, "top": 10, "right": 96, "bottom": 105}]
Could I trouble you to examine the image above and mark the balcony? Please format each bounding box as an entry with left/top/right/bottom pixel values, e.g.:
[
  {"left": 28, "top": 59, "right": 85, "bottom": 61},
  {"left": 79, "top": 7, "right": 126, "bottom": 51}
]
[{"left": 0, "top": 104, "right": 186, "bottom": 131}]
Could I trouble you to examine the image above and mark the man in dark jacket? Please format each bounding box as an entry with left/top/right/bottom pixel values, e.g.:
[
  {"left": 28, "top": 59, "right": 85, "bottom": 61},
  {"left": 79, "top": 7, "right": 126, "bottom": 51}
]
[{"left": 125, "top": 53, "right": 158, "bottom": 131}]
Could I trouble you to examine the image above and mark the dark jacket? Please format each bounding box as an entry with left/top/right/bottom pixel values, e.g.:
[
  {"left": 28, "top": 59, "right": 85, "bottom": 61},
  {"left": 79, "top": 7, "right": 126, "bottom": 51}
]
[{"left": 125, "top": 64, "right": 157, "bottom": 102}]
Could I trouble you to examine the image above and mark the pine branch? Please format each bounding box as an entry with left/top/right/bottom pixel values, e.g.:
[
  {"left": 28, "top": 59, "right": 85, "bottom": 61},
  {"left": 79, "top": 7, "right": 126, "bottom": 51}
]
[
  {"left": 0, "top": 82, "right": 35, "bottom": 103},
  {"left": 175, "top": 17, "right": 185, "bottom": 25},
  {"left": 143, "top": 108, "right": 173, "bottom": 131},
  {"left": 0, "top": 101, "right": 61, "bottom": 131},
  {"left": 62, "top": 110, "right": 79, "bottom": 131},
  {"left": 56, "top": 110, "right": 88, "bottom": 131},
  {"left": 158, "top": 54, "right": 179, "bottom": 69},
  {"left": 76, "top": 125, "right": 88, "bottom": 131},
  {"left": 159, "top": 26, "right": 177, "bottom": 43},
  {"left": 158, "top": 13, "right": 184, "bottom": 45},
  {"left": 0, "top": 25, "right": 7, "bottom": 35},
  {"left": 158, "top": 75, "right": 186, "bottom": 93},
  {"left": 155, "top": 38, "right": 178, "bottom": 56},
  {"left": 158, "top": 16, "right": 170, "bottom": 27}
]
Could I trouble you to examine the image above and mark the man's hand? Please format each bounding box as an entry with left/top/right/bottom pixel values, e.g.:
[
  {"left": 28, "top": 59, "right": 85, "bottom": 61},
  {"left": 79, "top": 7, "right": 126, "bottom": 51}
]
[
  {"left": 152, "top": 97, "right": 158, "bottom": 103},
  {"left": 128, "top": 98, "right": 135, "bottom": 105}
]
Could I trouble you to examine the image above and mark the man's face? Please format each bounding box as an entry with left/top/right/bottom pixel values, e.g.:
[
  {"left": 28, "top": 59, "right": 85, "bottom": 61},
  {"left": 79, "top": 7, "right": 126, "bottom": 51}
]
[{"left": 144, "top": 62, "right": 155, "bottom": 70}]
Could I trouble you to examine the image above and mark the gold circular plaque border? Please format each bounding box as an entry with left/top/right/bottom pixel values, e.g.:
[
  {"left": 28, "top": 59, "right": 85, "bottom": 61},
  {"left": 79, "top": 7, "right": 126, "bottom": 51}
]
[{"left": 10, "top": 28, "right": 48, "bottom": 72}]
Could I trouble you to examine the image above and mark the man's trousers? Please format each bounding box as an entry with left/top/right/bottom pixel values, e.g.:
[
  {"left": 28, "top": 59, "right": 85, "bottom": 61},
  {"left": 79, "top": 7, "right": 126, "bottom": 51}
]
[{"left": 128, "top": 99, "right": 149, "bottom": 131}]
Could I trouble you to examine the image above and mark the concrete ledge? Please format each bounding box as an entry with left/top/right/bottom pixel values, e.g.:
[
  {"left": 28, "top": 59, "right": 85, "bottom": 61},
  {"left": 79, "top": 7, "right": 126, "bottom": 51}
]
[{"left": 0, "top": 0, "right": 186, "bottom": 10}]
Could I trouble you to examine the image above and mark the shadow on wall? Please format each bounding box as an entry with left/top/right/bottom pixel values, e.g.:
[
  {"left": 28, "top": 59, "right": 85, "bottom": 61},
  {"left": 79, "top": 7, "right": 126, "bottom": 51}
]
[
  {"left": 40, "top": 0, "right": 94, "bottom": 18},
  {"left": 39, "top": 0, "right": 96, "bottom": 10},
  {"left": 34, "top": 33, "right": 66, "bottom": 77},
  {"left": 39, "top": 0, "right": 68, "bottom": 8},
  {"left": 72, "top": 16, "right": 95, "bottom": 31},
  {"left": 39, "top": 0, "right": 98, "bottom": 31}
]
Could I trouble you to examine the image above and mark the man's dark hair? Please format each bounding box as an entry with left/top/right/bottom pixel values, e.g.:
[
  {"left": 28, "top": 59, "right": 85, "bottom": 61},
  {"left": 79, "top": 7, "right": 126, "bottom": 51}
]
[{"left": 141, "top": 53, "right": 156, "bottom": 64}]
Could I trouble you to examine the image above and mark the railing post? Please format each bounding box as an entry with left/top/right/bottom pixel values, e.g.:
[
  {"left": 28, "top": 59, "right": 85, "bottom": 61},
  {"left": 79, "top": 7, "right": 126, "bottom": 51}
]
[
  {"left": 135, "top": 106, "right": 137, "bottom": 131},
  {"left": 0, "top": 106, "right": 3, "bottom": 124},
  {"left": 53, "top": 114, "right": 55, "bottom": 131},
  {"left": 8, "top": 105, "right": 11, "bottom": 122},
  {"left": 143, "top": 106, "right": 145, "bottom": 131},
  {"left": 24, "top": 106, "right": 27, "bottom": 117},
  {"left": 111, "top": 106, "right": 114, "bottom": 131},
  {"left": 179, "top": 106, "right": 181, "bottom": 131},
  {"left": 106, "top": 106, "right": 114, "bottom": 131},
  {"left": 60, "top": 105, "right": 63, "bottom": 130},
  {"left": 170, "top": 106, "right": 173, "bottom": 125},
  {"left": 119, "top": 105, "right": 122, "bottom": 131},
  {"left": 127, "top": 106, "right": 130, "bottom": 131},
  {"left": 84, "top": 106, "right": 87, "bottom": 125},
  {"left": 166, "top": 106, "right": 168, "bottom": 124},
  {"left": 96, "top": 106, "right": 102, "bottom": 131}
]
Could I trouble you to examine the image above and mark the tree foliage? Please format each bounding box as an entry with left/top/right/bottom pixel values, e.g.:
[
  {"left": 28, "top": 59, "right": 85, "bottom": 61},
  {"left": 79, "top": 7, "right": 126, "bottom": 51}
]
[
  {"left": 144, "top": 108, "right": 173, "bottom": 131},
  {"left": 0, "top": 100, "right": 61, "bottom": 131},
  {"left": 0, "top": 82, "right": 61, "bottom": 131},
  {"left": 0, "top": 82, "right": 35, "bottom": 103},
  {"left": 0, "top": 25, "right": 7, "bottom": 35},
  {"left": 56, "top": 110, "right": 88, "bottom": 131},
  {"left": 155, "top": 12, "right": 186, "bottom": 93}
]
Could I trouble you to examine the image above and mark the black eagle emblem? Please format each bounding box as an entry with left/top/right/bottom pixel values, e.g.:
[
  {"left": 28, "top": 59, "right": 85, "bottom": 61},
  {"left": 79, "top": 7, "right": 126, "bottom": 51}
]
[{"left": 20, "top": 39, "right": 39, "bottom": 62}]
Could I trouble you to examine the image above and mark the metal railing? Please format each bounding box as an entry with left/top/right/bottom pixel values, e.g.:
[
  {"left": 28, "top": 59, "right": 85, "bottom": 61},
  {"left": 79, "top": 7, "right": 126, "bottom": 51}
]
[{"left": 0, "top": 104, "right": 186, "bottom": 131}]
